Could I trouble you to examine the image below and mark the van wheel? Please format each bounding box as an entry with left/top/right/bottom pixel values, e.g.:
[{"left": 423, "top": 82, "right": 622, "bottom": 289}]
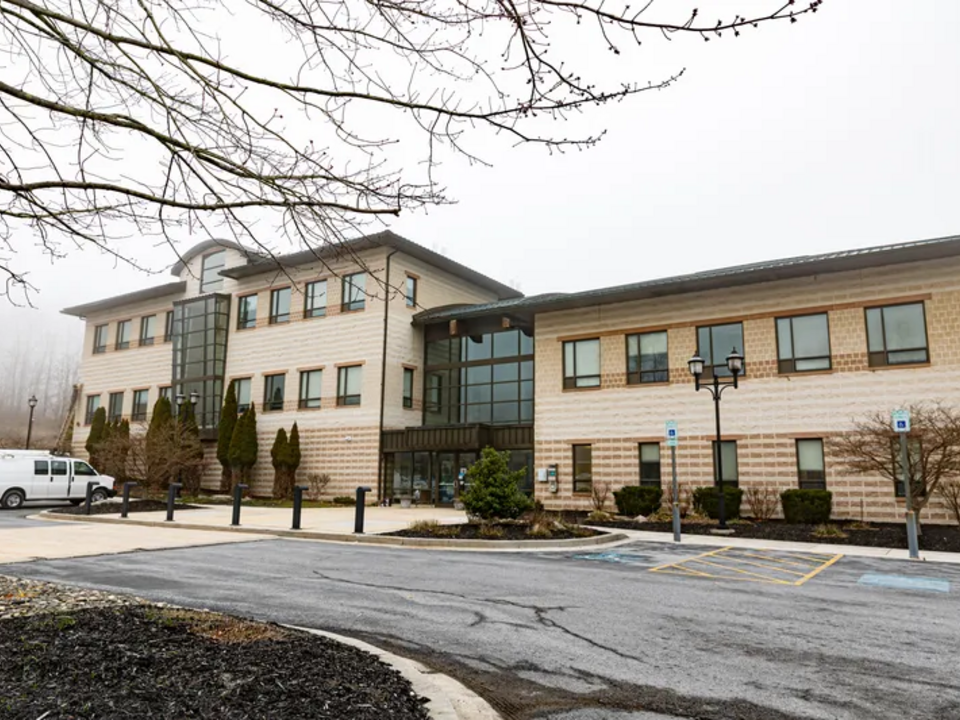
[
  {"left": 1, "top": 490, "right": 25, "bottom": 510},
  {"left": 91, "top": 488, "right": 109, "bottom": 503}
]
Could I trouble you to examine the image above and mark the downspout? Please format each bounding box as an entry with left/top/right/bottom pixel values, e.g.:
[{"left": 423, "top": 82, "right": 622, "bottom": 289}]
[{"left": 376, "top": 249, "right": 399, "bottom": 503}]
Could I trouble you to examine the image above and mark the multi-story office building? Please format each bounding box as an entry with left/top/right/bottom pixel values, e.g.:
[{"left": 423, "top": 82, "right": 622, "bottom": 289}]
[{"left": 65, "top": 232, "right": 960, "bottom": 522}]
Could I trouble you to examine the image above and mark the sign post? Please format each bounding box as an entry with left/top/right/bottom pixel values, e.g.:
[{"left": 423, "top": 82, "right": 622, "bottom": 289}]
[
  {"left": 892, "top": 410, "right": 920, "bottom": 560},
  {"left": 665, "top": 421, "right": 681, "bottom": 542}
]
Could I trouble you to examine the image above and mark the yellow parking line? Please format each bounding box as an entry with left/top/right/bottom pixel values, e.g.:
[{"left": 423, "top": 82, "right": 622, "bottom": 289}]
[
  {"left": 655, "top": 566, "right": 716, "bottom": 578},
  {"left": 687, "top": 558, "right": 794, "bottom": 585},
  {"left": 783, "top": 551, "right": 837, "bottom": 562},
  {"left": 648, "top": 546, "right": 732, "bottom": 573},
  {"left": 711, "top": 555, "right": 808, "bottom": 577},
  {"left": 793, "top": 554, "right": 843, "bottom": 586},
  {"left": 734, "top": 552, "right": 822, "bottom": 569}
]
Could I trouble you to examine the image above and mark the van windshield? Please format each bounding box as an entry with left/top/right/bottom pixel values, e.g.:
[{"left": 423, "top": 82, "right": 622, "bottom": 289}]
[{"left": 73, "top": 462, "right": 97, "bottom": 476}]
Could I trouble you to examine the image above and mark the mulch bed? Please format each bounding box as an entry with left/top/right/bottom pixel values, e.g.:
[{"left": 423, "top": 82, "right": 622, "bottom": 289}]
[
  {"left": 589, "top": 519, "right": 960, "bottom": 552},
  {"left": 0, "top": 592, "right": 429, "bottom": 720},
  {"left": 388, "top": 522, "right": 603, "bottom": 540},
  {"left": 50, "top": 499, "right": 201, "bottom": 516}
]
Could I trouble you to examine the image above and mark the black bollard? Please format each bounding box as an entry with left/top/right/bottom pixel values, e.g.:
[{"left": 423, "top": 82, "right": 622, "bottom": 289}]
[
  {"left": 231, "top": 484, "right": 248, "bottom": 527},
  {"left": 354, "top": 486, "right": 372, "bottom": 534},
  {"left": 292, "top": 485, "right": 308, "bottom": 530},
  {"left": 120, "top": 482, "right": 138, "bottom": 518},
  {"left": 84, "top": 481, "right": 96, "bottom": 515},
  {"left": 166, "top": 483, "right": 182, "bottom": 522}
]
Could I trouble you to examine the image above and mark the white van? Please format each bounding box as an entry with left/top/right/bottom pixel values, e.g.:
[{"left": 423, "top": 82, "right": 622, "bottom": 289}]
[{"left": 0, "top": 452, "right": 116, "bottom": 509}]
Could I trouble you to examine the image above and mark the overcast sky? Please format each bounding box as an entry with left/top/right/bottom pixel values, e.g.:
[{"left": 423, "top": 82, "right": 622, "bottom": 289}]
[{"left": 3, "top": 1, "right": 959, "bottom": 346}]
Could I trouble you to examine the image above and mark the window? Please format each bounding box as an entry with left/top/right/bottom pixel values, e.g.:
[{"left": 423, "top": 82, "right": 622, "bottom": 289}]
[
  {"left": 237, "top": 294, "right": 258, "bottom": 329},
  {"left": 796, "top": 439, "right": 826, "bottom": 490},
  {"left": 573, "top": 444, "right": 593, "bottom": 493},
  {"left": 51, "top": 460, "right": 67, "bottom": 476},
  {"left": 132, "top": 389, "right": 149, "bottom": 421},
  {"left": 139, "top": 315, "right": 156, "bottom": 347},
  {"left": 263, "top": 374, "right": 286, "bottom": 412},
  {"left": 74, "top": 461, "right": 97, "bottom": 476},
  {"left": 342, "top": 272, "right": 366, "bottom": 312},
  {"left": 85, "top": 395, "right": 100, "bottom": 425},
  {"left": 304, "top": 280, "right": 327, "bottom": 318},
  {"left": 34, "top": 460, "right": 49, "bottom": 475},
  {"left": 337, "top": 365, "right": 363, "bottom": 406},
  {"left": 563, "top": 338, "right": 601, "bottom": 389},
  {"left": 115, "top": 320, "right": 131, "bottom": 350},
  {"left": 270, "top": 287, "right": 291, "bottom": 324},
  {"left": 712, "top": 440, "right": 739, "bottom": 487},
  {"left": 235, "top": 378, "right": 252, "bottom": 412},
  {"left": 639, "top": 443, "right": 662, "bottom": 487},
  {"left": 697, "top": 323, "right": 745, "bottom": 378},
  {"left": 159, "top": 386, "right": 171, "bottom": 402},
  {"left": 200, "top": 250, "right": 226, "bottom": 293},
  {"left": 776, "top": 314, "right": 830, "bottom": 373},
  {"left": 108, "top": 392, "right": 124, "bottom": 422},
  {"left": 93, "top": 324, "right": 108, "bottom": 354},
  {"left": 164, "top": 311, "right": 174, "bottom": 342},
  {"left": 626, "top": 331, "right": 668, "bottom": 384},
  {"left": 403, "top": 367, "right": 415, "bottom": 408},
  {"left": 892, "top": 437, "right": 922, "bottom": 498},
  {"left": 299, "top": 369, "right": 322, "bottom": 409},
  {"left": 866, "top": 302, "right": 929, "bottom": 367},
  {"left": 406, "top": 276, "right": 417, "bottom": 307}
]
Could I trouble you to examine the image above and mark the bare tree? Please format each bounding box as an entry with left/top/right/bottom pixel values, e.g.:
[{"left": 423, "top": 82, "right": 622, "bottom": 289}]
[
  {"left": 744, "top": 486, "right": 779, "bottom": 521},
  {"left": 937, "top": 480, "right": 960, "bottom": 527},
  {"left": 96, "top": 423, "right": 207, "bottom": 495},
  {"left": 590, "top": 480, "right": 611, "bottom": 512},
  {"left": 0, "top": 0, "right": 822, "bottom": 302},
  {"left": 829, "top": 403, "right": 960, "bottom": 526}
]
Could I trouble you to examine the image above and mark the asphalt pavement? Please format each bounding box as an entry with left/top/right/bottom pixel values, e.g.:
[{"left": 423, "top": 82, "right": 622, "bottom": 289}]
[{"left": 5, "top": 539, "right": 960, "bottom": 720}]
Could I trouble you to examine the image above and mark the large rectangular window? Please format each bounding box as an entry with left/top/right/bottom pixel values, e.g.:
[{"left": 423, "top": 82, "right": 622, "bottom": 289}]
[
  {"left": 403, "top": 367, "right": 415, "bottom": 408},
  {"left": 573, "top": 444, "right": 593, "bottom": 494},
  {"left": 164, "top": 311, "right": 174, "bottom": 343},
  {"left": 263, "top": 374, "right": 286, "bottom": 412},
  {"left": 93, "top": 324, "right": 108, "bottom": 354},
  {"left": 639, "top": 443, "right": 662, "bottom": 487},
  {"left": 777, "top": 314, "right": 831, "bottom": 373},
  {"left": 108, "top": 392, "right": 124, "bottom": 422},
  {"left": 299, "top": 370, "right": 322, "bottom": 409},
  {"left": 159, "top": 386, "right": 171, "bottom": 402},
  {"left": 626, "top": 331, "right": 668, "bottom": 384},
  {"left": 270, "top": 287, "right": 291, "bottom": 324},
  {"left": 115, "top": 320, "right": 132, "bottom": 350},
  {"left": 304, "top": 280, "right": 327, "bottom": 318},
  {"left": 406, "top": 276, "right": 418, "bottom": 307},
  {"left": 866, "top": 302, "right": 928, "bottom": 367},
  {"left": 171, "top": 294, "right": 229, "bottom": 429},
  {"left": 131, "top": 389, "right": 149, "bottom": 421},
  {"left": 342, "top": 272, "right": 366, "bottom": 312},
  {"left": 796, "top": 439, "right": 826, "bottom": 490},
  {"left": 84, "top": 395, "right": 100, "bottom": 425},
  {"left": 563, "top": 338, "right": 601, "bottom": 389},
  {"left": 697, "top": 323, "right": 745, "bottom": 378},
  {"left": 712, "top": 440, "right": 739, "bottom": 487},
  {"left": 234, "top": 378, "right": 251, "bottom": 413},
  {"left": 200, "top": 250, "right": 226, "bottom": 293},
  {"left": 237, "top": 294, "right": 257, "bottom": 330},
  {"left": 139, "top": 315, "right": 156, "bottom": 347},
  {"left": 337, "top": 365, "right": 363, "bottom": 406}
]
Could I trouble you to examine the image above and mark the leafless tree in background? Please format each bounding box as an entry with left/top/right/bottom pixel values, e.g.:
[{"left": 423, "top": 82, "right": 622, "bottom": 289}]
[
  {"left": 0, "top": 0, "right": 822, "bottom": 302},
  {"left": 0, "top": 330, "right": 78, "bottom": 438}
]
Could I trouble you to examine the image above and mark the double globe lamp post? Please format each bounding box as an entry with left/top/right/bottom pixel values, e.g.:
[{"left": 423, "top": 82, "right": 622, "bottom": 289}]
[
  {"left": 687, "top": 348, "right": 744, "bottom": 531},
  {"left": 174, "top": 390, "right": 199, "bottom": 491}
]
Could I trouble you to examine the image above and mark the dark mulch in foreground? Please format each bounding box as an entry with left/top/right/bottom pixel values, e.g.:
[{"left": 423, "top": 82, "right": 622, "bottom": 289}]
[
  {"left": 589, "top": 519, "right": 960, "bottom": 552},
  {"left": 388, "top": 521, "right": 603, "bottom": 540},
  {"left": 0, "top": 606, "right": 429, "bottom": 720},
  {"left": 50, "top": 499, "right": 201, "bottom": 516}
]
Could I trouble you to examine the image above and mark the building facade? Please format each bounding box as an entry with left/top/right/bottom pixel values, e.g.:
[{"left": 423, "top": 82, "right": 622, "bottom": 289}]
[{"left": 66, "top": 233, "right": 960, "bottom": 523}]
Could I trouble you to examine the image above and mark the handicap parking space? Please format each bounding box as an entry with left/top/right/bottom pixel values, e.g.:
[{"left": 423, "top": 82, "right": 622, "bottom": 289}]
[{"left": 649, "top": 546, "right": 842, "bottom": 586}]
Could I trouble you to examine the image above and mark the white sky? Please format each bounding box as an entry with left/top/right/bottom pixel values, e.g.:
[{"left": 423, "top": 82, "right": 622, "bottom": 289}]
[{"left": 3, "top": 0, "right": 959, "bottom": 348}]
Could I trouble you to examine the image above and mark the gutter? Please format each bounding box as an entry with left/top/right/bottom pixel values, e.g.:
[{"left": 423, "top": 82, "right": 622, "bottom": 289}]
[{"left": 376, "top": 249, "right": 399, "bottom": 503}]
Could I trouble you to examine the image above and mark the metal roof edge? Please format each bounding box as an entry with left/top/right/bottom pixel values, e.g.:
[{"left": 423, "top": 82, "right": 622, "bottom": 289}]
[{"left": 61, "top": 281, "right": 187, "bottom": 318}]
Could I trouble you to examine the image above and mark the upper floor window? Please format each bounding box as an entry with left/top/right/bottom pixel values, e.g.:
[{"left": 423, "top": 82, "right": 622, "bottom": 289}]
[
  {"left": 164, "top": 311, "right": 174, "bottom": 342},
  {"left": 573, "top": 444, "right": 593, "bottom": 493},
  {"left": 132, "top": 389, "right": 149, "bottom": 421},
  {"left": 777, "top": 314, "right": 830, "bottom": 373},
  {"left": 139, "top": 315, "right": 156, "bottom": 347},
  {"left": 712, "top": 440, "right": 739, "bottom": 487},
  {"left": 639, "top": 443, "right": 662, "bottom": 487},
  {"left": 406, "top": 276, "right": 418, "bottom": 307},
  {"left": 626, "top": 331, "right": 668, "bottom": 384},
  {"left": 563, "top": 338, "right": 601, "bottom": 389},
  {"left": 115, "top": 320, "right": 132, "bottom": 351},
  {"left": 200, "top": 250, "right": 226, "bottom": 293},
  {"left": 263, "top": 374, "right": 286, "bottom": 412},
  {"left": 403, "top": 367, "right": 415, "bottom": 408},
  {"left": 234, "top": 378, "right": 251, "bottom": 412},
  {"left": 796, "top": 439, "right": 826, "bottom": 490},
  {"left": 342, "top": 272, "right": 366, "bottom": 312},
  {"left": 270, "top": 287, "right": 291, "bottom": 324},
  {"left": 697, "top": 323, "right": 744, "bottom": 378},
  {"left": 337, "top": 365, "right": 363, "bottom": 406},
  {"left": 108, "top": 392, "right": 124, "bottom": 422},
  {"left": 237, "top": 294, "right": 258, "bottom": 330},
  {"left": 84, "top": 395, "right": 100, "bottom": 425},
  {"left": 304, "top": 280, "right": 327, "bottom": 319},
  {"left": 299, "top": 369, "right": 322, "bottom": 409},
  {"left": 865, "top": 302, "right": 928, "bottom": 367},
  {"left": 93, "top": 324, "right": 108, "bottom": 354}
]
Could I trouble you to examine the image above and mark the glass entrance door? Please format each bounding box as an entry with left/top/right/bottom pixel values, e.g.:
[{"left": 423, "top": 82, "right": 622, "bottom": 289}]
[{"left": 437, "top": 453, "right": 456, "bottom": 505}]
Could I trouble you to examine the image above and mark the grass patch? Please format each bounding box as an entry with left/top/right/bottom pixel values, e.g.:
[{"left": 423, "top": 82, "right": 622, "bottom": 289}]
[{"left": 812, "top": 523, "right": 848, "bottom": 540}]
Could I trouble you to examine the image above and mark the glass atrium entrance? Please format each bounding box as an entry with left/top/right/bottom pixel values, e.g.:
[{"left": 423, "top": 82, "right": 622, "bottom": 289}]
[{"left": 384, "top": 449, "right": 533, "bottom": 506}]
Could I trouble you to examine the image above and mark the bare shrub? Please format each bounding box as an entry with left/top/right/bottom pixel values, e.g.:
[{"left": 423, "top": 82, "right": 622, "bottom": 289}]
[
  {"left": 745, "top": 486, "right": 780, "bottom": 521},
  {"left": 937, "top": 479, "right": 960, "bottom": 526},
  {"left": 96, "top": 426, "right": 206, "bottom": 496},
  {"left": 306, "top": 472, "right": 333, "bottom": 501},
  {"left": 591, "top": 481, "right": 612, "bottom": 512}
]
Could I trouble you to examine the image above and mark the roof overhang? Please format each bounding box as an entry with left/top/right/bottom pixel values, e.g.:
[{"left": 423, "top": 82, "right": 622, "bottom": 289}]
[{"left": 61, "top": 281, "right": 187, "bottom": 318}]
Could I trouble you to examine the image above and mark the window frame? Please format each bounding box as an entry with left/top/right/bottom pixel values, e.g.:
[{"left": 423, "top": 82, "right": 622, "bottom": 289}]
[
  {"left": 115, "top": 319, "right": 132, "bottom": 351},
  {"left": 269, "top": 287, "right": 292, "bottom": 325},
  {"left": 563, "top": 338, "right": 601, "bottom": 389},
  {"left": 107, "top": 391, "right": 124, "bottom": 422},
  {"left": 865, "top": 302, "right": 929, "bottom": 368},
  {"left": 402, "top": 367, "right": 415, "bottom": 409},
  {"left": 337, "top": 365, "right": 363, "bottom": 406},
  {"left": 697, "top": 322, "right": 745, "bottom": 378},
  {"left": 84, "top": 395, "right": 101, "bottom": 425},
  {"left": 711, "top": 440, "right": 739, "bottom": 487},
  {"left": 304, "top": 279, "right": 327, "bottom": 319},
  {"left": 131, "top": 389, "right": 149, "bottom": 422},
  {"left": 237, "top": 294, "right": 258, "bottom": 330},
  {"left": 263, "top": 373, "right": 286, "bottom": 412},
  {"left": 639, "top": 442, "right": 662, "bottom": 487},
  {"left": 405, "top": 275, "right": 418, "bottom": 308},
  {"left": 341, "top": 272, "right": 366, "bottom": 312},
  {"left": 234, "top": 377, "right": 252, "bottom": 413},
  {"left": 159, "top": 386, "right": 172, "bottom": 402},
  {"left": 164, "top": 311, "right": 175, "bottom": 343},
  {"left": 795, "top": 438, "right": 826, "bottom": 490},
  {"left": 626, "top": 331, "right": 669, "bottom": 385},
  {"left": 298, "top": 369, "right": 322, "bottom": 409},
  {"left": 93, "top": 324, "right": 108, "bottom": 354},
  {"left": 139, "top": 315, "right": 157, "bottom": 347},
  {"left": 572, "top": 444, "right": 593, "bottom": 494},
  {"left": 776, "top": 313, "right": 832, "bottom": 374},
  {"left": 199, "top": 250, "right": 226, "bottom": 294}
]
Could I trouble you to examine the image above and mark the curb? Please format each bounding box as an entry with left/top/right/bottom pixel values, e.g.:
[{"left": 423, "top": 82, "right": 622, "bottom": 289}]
[
  {"left": 36, "top": 512, "right": 630, "bottom": 551},
  {"left": 288, "top": 626, "right": 502, "bottom": 720}
]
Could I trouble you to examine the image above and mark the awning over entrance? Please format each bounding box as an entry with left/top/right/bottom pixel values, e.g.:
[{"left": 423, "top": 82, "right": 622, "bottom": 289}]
[{"left": 381, "top": 424, "right": 533, "bottom": 453}]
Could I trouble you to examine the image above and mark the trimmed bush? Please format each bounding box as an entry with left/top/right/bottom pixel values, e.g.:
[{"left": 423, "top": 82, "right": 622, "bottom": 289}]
[
  {"left": 332, "top": 495, "right": 356, "bottom": 506},
  {"left": 461, "top": 446, "right": 533, "bottom": 520},
  {"left": 613, "top": 486, "right": 663, "bottom": 517},
  {"left": 692, "top": 486, "right": 744, "bottom": 520},
  {"left": 781, "top": 489, "right": 832, "bottom": 524}
]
